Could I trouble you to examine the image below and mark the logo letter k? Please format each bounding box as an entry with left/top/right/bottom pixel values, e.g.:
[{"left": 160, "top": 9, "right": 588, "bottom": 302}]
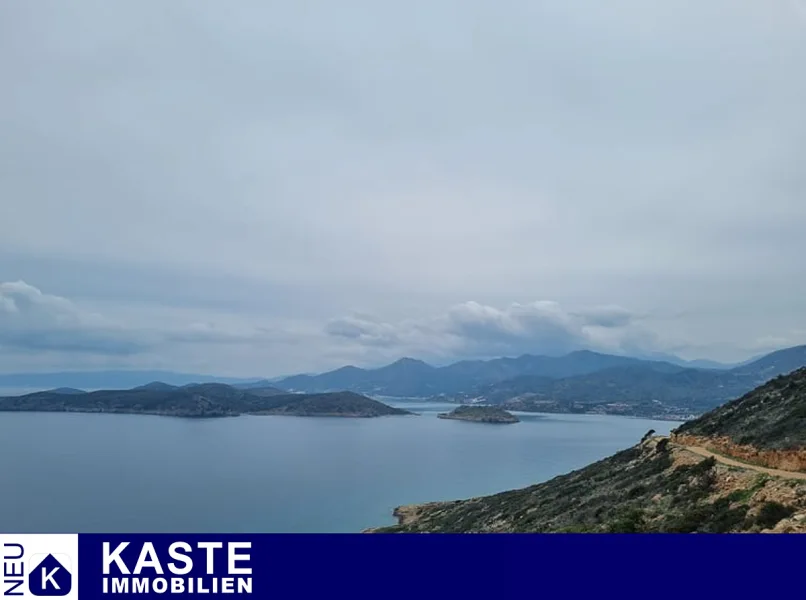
[{"left": 41, "top": 567, "right": 61, "bottom": 590}]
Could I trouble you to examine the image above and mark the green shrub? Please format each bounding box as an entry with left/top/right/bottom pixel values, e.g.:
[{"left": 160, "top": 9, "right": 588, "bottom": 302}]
[
  {"left": 626, "top": 485, "right": 647, "bottom": 499},
  {"left": 754, "top": 502, "right": 795, "bottom": 529},
  {"left": 690, "top": 456, "right": 717, "bottom": 475},
  {"left": 662, "top": 498, "right": 748, "bottom": 533},
  {"left": 727, "top": 488, "right": 753, "bottom": 503},
  {"left": 606, "top": 509, "right": 646, "bottom": 533},
  {"left": 704, "top": 498, "right": 748, "bottom": 533}
]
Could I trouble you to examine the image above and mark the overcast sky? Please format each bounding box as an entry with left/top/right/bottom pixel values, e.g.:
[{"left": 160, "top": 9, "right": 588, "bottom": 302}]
[{"left": 1, "top": 0, "right": 805, "bottom": 376}]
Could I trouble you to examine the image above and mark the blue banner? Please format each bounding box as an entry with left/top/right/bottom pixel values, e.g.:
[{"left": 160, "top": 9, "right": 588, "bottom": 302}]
[{"left": 2, "top": 533, "right": 802, "bottom": 598}]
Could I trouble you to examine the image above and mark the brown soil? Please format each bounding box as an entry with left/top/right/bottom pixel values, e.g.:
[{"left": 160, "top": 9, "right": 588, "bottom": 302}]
[{"left": 672, "top": 434, "right": 806, "bottom": 473}]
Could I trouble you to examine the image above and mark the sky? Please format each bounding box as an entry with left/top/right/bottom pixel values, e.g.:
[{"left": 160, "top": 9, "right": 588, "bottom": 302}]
[{"left": 1, "top": 0, "right": 805, "bottom": 376}]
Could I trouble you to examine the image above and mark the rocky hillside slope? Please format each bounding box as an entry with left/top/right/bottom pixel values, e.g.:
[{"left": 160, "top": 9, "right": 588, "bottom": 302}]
[
  {"left": 368, "top": 367, "right": 806, "bottom": 533},
  {"left": 673, "top": 367, "right": 806, "bottom": 470},
  {"left": 369, "top": 437, "right": 806, "bottom": 533}
]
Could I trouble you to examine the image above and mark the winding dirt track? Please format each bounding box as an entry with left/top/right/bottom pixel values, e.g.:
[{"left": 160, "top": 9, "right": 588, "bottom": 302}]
[{"left": 671, "top": 441, "right": 806, "bottom": 481}]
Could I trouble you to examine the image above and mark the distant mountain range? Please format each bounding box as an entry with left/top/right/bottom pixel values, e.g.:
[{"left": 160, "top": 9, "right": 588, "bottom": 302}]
[
  {"left": 277, "top": 346, "right": 806, "bottom": 399},
  {"left": 2, "top": 345, "right": 805, "bottom": 419},
  {"left": 629, "top": 352, "right": 744, "bottom": 370},
  {"left": 457, "top": 345, "right": 806, "bottom": 417},
  {"left": 277, "top": 351, "right": 684, "bottom": 397},
  {"left": 274, "top": 345, "right": 806, "bottom": 419}
]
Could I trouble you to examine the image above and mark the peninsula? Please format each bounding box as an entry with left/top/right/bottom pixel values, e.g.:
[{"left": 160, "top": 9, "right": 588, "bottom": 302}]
[
  {"left": 438, "top": 405, "right": 519, "bottom": 424},
  {"left": 0, "top": 384, "right": 412, "bottom": 419}
]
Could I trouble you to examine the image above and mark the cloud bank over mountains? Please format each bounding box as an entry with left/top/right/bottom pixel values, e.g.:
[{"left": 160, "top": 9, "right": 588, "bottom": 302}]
[
  {"left": 3, "top": 280, "right": 797, "bottom": 376},
  {"left": 326, "top": 300, "right": 656, "bottom": 361}
]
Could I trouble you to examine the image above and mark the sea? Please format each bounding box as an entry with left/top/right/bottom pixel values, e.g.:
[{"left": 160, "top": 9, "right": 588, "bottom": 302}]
[{"left": 0, "top": 401, "right": 680, "bottom": 533}]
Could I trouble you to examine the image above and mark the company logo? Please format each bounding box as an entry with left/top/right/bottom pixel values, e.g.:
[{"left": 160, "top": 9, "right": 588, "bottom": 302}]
[
  {"left": 101, "top": 541, "right": 253, "bottom": 595},
  {"left": 28, "top": 554, "right": 72, "bottom": 597},
  {"left": 1, "top": 536, "right": 78, "bottom": 600}
]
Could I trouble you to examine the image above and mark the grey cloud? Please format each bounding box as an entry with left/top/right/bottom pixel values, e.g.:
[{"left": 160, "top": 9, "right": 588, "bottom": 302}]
[
  {"left": 1, "top": 1, "right": 805, "bottom": 373},
  {"left": 443, "top": 301, "right": 580, "bottom": 355},
  {"left": 326, "top": 300, "right": 659, "bottom": 361},
  {"left": 324, "top": 315, "right": 401, "bottom": 347},
  {"left": 573, "top": 306, "right": 636, "bottom": 328},
  {"left": 2, "top": 0, "right": 804, "bottom": 292},
  {"left": 0, "top": 281, "right": 149, "bottom": 355},
  {"left": 0, "top": 281, "right": 281, "bottom": 357}
]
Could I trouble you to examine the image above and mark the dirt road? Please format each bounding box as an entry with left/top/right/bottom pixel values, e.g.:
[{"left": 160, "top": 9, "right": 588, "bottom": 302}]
[{"left": 671, "top": 441, "right": 806, "bottom": 481}]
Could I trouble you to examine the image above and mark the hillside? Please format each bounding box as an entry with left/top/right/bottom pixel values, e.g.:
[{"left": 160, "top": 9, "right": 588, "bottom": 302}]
[
  {"left": 47, "top": 387, "right": 86, "bottom": 395},
  {"left": 442, "top": 345, "right": 806, "bottom": 418},
  {"left": 232, "top": 384, "right": 286, "bottom": 397},
  {"left": 672, "top": 367, "right": 806, "bottom": 470},
  {"left": 233, "top": 379, "right": 287, "bottom": 392},
  {"left": 368, "top": 367, "right": 806, "bottom": 533},
  {"left": 0, "top": 385, "right": 409, "bottom": 419},
  {"left": 730, "top": 346, "right": 806, "bottom": 381},
  {"left": 368, "top": 437, "right": 806, "bottom": 533},
  {"left": 467, "top": 365, "right": 740, "bottom": 416},
  {"left": 279, "top": 358, "right": 438, "bottom": 397},
  {"left": 675, "top": 367, "right": 806, "bottom": 450},
  {"left": 134, "top": 381, "right": 178, "bottom": 392},
  {"left": 251, "top": 392, "right": 412, "bottom": 417},
  {"left": 0, "top": 386, "right": 243, "bottom": 417}
]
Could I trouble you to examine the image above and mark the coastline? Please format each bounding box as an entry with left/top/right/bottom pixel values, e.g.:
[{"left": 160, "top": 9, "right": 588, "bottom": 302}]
[{"left": 0, "top": 407, "right": 413, "bottom": 419}]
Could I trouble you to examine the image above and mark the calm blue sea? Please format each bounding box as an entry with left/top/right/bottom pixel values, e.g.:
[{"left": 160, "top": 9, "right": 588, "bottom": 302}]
[{"left": 0, "top": 402, "right": 679, "bottom": 533}]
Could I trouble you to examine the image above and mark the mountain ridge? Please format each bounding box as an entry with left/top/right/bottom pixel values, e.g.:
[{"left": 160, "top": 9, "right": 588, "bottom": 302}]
[
  {"left": 277, "top": 349, "right": 688, "bottom": 397},
  {"left": 275, "top": 345, "right": 806, "bottom": 419},
  {"left": 442, "top": 345, "right": 806, "bottom": 418}
]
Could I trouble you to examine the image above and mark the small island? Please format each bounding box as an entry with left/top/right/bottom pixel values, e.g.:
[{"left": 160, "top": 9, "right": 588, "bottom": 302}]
[{"left": 437, "top": 404, "right": 519, "bottom": 424}]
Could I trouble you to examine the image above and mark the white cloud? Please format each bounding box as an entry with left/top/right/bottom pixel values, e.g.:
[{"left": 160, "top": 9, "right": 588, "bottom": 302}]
[
  {"left": 326, "top": 300, "right": 659, "bottom": 362},
  {"left": 0, "top": 280, "right": 147, "bottom": 355},
  {"left": 0, "top": 281, "right": 281, "bottom": 358}
]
